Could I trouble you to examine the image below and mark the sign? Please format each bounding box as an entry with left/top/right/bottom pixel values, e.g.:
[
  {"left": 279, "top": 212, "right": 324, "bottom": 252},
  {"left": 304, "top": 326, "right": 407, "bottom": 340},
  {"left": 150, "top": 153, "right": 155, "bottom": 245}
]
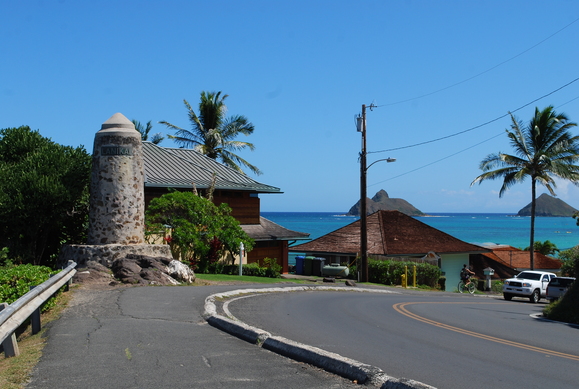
[{"left": 101, "top": 146, "right": 133, "bottom": 156}]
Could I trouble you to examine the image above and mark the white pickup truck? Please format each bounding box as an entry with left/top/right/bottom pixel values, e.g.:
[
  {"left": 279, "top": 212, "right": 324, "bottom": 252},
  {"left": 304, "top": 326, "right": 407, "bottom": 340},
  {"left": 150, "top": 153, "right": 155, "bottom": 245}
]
[{"left": 503, "top": 270, "right": 557, "bottom": 303}]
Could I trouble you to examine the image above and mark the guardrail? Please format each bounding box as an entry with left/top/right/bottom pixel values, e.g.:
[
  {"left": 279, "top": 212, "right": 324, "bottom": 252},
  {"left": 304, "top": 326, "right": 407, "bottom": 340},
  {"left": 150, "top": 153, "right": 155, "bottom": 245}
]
[{"left": 0, "top": 260, "right": 77, "bottom": 357}]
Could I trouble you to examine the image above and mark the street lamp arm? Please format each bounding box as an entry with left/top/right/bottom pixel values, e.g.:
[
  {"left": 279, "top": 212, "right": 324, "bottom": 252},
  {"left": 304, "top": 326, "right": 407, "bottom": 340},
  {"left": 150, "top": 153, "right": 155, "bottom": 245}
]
[{"left": 366, "top": 158, "right": 396, "bottom": 171}]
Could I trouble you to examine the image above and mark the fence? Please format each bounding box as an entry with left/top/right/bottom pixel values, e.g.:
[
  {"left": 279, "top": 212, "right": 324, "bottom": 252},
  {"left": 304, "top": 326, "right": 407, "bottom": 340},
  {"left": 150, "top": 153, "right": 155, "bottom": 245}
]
[{"left": 0, "top": 260, "right": 77, "bottom": 357}]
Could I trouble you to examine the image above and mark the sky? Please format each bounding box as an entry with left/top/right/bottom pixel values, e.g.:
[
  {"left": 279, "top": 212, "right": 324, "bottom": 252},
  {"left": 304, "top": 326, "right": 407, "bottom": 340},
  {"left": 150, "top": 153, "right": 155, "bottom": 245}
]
[{"left": 2, "top": 0, "right": 579, "bottom": 213}]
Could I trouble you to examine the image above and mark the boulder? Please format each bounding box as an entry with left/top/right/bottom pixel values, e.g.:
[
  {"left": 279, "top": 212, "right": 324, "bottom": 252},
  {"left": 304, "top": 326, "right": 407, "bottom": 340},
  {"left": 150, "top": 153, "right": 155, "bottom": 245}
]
[
  {"left": 167, "top": 260, "right": 196, "bottom": 283},
  {"left": 111, "top": 255, "right": 195, "bottom": 285}
]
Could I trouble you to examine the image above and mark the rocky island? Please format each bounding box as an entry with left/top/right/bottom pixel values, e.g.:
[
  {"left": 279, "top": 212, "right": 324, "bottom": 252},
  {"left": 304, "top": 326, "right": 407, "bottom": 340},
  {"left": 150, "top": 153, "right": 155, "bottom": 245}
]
[
  {"left": 347, "top": 189, "right": 425, "bottom": 216},
  {"left": 517, "top": 193, "right": 578, "bottom": 217}
]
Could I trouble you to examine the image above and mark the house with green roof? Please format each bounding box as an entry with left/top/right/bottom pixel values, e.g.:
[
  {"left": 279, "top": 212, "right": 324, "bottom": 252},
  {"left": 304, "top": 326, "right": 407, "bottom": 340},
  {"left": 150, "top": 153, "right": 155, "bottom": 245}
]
[{"left": 142, "top": 142, "right": 309, "bottom": 272}]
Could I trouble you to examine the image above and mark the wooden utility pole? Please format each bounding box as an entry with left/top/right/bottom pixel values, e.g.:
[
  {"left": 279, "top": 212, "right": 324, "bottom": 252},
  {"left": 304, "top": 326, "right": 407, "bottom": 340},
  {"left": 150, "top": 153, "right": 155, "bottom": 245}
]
[{"left": 360, "top": 104, "right": 368, "bottom": 282}]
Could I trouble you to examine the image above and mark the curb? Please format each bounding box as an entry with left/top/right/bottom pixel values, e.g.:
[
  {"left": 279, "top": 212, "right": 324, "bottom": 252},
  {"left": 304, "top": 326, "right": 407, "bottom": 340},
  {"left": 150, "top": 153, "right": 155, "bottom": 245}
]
[{"left": 203, "top": 286, "right": 436, "bottom": 389}]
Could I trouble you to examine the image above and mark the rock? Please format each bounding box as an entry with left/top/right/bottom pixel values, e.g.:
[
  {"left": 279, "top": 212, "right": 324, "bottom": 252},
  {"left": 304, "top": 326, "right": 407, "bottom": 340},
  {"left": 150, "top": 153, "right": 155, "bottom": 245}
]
[
  {"left": 517, "top": 193, "right": 578, "bottom": 217},
  {"left": 345, "top": 279, "right": 357, "bottom": 287},
  {"left": 323, "top": 277, "right": 336, "bottom": 283},
  {"left": 72, "top": 260, "right": 114, "bottom": 285},
  {"left": 112, "top": 257, "right": 143, "bottom": 275},
  {"left": 111, "top": 254, "right": 194, "bottom": 286},
  {"left": 347, "top": 189, "right": 424, "bottom": 216},
  {"left": 167, "top": 260, "right": 196, "bottom": 283}
]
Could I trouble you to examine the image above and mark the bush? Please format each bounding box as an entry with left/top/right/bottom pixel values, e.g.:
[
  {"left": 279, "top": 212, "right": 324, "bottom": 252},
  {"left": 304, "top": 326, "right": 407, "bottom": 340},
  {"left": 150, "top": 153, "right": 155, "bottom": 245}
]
[
  {"left": 207, "top": 261, "right": 280, "bottom": 278},
  {"left": 558, "top": 246, "right": 578, "bottom": 277},
  {"left": 543, "top": 281, "right": 579, "bottom": 324},
  {"left": 0, "top": 264, "right": 61, "bottom": 312},
  {"left": 368, "top": 259, "right": 442, "bottom": 288}
]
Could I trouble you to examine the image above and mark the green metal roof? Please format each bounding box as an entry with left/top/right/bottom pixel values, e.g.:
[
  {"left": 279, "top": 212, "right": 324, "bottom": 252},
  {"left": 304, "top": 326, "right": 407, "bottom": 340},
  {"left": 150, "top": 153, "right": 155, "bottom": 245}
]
[{"left": 142, "top": 142, "right": 281, "bottom": 193}]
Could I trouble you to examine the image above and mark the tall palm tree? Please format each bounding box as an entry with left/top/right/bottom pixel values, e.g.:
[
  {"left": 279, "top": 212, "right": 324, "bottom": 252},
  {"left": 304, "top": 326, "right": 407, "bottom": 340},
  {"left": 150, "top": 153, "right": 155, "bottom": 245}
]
[
  {"left": 160, "top": 91, "right": 262, "bottom": 175},
  {"left": 471, "top": 106, "right": 579, "bottom": 269},
  {"left": 132, "top": 119, "right": 164, "bottom": 145}
]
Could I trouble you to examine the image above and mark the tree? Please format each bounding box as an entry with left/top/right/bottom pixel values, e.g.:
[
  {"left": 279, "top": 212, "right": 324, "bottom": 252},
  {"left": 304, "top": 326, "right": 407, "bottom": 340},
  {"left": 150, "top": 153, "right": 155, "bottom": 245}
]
[
  {"left": 471, "top": 106, "right": 579, "bottom": 270},
  {"left": 558, "top": 246, "right": 578, "bottom": 277},
  {"left": 0, "top": 126, "right": 91, "bottom": 266},
  {"left": 132, "top": 119, "right": 164, "bottom": 144},
  {"left": 524, "top": 240, "right": 559, "bottom": 256},
  {"left": 160, "top": 91, "right": 262, "bottom": 175},
  {"left": 145, "top": 190, "right": 253, "bottom": 272}
]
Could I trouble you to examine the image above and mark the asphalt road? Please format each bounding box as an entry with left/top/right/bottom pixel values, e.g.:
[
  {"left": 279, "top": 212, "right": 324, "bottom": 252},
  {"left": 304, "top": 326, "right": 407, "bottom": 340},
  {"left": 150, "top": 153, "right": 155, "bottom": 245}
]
[
  {"left": 26, "top": 284, "right": 360, "bottom": 389},
  {"left": 225, "top": 289, "right": 579, "bottom": 389}
]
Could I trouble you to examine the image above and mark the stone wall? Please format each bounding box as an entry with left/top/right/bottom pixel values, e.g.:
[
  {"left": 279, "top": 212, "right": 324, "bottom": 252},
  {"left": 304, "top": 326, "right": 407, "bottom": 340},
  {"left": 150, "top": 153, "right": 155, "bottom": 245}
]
[{"left": 60, "top": 244, "right": 172, "bottom": 267}]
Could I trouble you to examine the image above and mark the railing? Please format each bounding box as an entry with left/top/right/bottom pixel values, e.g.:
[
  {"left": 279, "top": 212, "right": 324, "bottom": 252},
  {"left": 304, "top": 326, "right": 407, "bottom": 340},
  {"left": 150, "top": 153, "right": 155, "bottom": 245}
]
[{"left": 0, "top": 260, "right": 77, "bottom": 357}]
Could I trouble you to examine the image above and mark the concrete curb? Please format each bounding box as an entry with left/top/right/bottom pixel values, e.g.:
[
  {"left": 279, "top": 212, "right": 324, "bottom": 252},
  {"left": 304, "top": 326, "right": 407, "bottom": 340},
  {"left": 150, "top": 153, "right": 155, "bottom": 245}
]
[{"left": 203, "top": 286, "right": 436, "bottom": 388}]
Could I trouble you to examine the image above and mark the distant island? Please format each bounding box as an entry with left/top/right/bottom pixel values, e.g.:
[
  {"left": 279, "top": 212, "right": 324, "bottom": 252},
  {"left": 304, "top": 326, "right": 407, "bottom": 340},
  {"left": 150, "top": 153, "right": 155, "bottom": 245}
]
[
  {"left": 518, "top": 193, "right": 578, "bottom": 217},
  {"left": 347, "top": 189, "right": 425, "bottom": 216}
]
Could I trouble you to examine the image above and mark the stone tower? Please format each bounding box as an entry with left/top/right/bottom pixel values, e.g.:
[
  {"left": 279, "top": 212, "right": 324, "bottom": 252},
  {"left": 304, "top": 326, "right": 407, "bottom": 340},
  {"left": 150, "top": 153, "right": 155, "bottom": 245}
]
[{"left": 87, "top": 113, "right": 145, "bottom": 245}]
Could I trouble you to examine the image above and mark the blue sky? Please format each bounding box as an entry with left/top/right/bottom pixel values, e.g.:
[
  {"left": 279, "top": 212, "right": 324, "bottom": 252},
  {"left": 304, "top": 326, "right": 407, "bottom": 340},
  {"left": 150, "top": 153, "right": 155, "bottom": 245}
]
[{"left": 2, "top": 1, "right": 579, "bottom": 213}]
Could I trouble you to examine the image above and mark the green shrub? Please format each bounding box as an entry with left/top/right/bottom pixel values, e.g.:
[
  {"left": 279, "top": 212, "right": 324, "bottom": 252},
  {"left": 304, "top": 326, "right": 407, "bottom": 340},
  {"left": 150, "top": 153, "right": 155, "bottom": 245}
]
[
  {"left": 208, "top": 261, "right": 280, "bottom": 278},
  {"left": 263, "top": 257, "right": 281, "bottom": 278},
  {"left": 368, "top": 259, "right": 442, "bottom": 288},
  {"left": 0, "top": 264, "right": 62, "bottom": 312},
  {"left": 543, "top": 281, "right": 579, "bottom": 324}
]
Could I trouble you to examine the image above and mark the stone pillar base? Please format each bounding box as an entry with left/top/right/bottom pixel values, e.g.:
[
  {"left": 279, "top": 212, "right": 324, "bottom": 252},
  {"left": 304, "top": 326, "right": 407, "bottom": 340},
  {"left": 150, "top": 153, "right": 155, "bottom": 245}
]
[{"left": 60, "top": 244, "right": 173, "bottom": 267}]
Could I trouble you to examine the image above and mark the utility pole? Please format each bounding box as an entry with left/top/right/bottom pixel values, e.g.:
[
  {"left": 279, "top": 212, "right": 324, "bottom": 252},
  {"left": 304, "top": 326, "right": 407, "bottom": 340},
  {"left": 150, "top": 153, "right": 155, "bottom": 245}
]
[
  {"left": 357, "top": 104, "right": 395, "bottom": 283},
  {"left": 359, "top": 104, "right": 368, "bottom": 283}
]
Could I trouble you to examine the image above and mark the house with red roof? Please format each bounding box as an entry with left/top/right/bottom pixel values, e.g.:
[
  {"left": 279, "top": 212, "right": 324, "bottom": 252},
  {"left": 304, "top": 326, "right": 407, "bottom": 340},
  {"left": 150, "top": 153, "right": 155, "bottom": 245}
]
[
  {"left": 471, "top": 245, "right": 562, "bottom": 279},
  {"left": 289, "top": 210, "right": 489, "bottom": 291}
]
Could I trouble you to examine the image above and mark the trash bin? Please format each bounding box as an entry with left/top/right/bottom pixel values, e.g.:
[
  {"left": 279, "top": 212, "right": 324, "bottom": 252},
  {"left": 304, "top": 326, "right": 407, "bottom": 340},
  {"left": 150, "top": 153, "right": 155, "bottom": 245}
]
[
  {"left": 304, "top": 256, "right": 315, "bottom": 276},
  {"left": 294, "top": 256, "right": 305, "bottom": 275},
  {"left": 311, "top": 257, "right": 325, "bottom": 277}
]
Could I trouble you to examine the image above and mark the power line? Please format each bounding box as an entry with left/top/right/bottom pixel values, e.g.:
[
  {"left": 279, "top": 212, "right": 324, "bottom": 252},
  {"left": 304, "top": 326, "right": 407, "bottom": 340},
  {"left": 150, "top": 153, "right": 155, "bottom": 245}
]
[
  {"left": 373, "top": 16, "right": 579, "bottom": 108},
  {"left": 369, "top": 76, "right": 579, "bottom": 155},
  {"left": 368, "top": 92, "right": 579, "bottom": 187},
  {"left": 369, "top": 132, "right": 505, "bottom": 187}
]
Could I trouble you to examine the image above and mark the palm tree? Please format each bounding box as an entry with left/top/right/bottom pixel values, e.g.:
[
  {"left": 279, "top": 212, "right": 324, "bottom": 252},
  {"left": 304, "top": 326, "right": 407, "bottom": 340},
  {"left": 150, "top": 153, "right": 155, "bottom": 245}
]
[
  {"left": 159, "top": 91, "right": 262, "bottom": 175},
  {"left": 471, "top": 106, "right": 579, "bottom": 269},
  {"left": 132, "top": 119, "right": 164, "bottom": 145}
]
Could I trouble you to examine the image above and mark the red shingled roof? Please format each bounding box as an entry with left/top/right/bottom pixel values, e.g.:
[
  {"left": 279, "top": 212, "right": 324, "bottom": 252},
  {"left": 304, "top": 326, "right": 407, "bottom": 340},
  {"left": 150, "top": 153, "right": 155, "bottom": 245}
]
[
  {"left": 290, "top": 210, "right": 486, "bottom": 256},
  {"left": 483, "top": 245, "right": 562, "bottom": 270}
]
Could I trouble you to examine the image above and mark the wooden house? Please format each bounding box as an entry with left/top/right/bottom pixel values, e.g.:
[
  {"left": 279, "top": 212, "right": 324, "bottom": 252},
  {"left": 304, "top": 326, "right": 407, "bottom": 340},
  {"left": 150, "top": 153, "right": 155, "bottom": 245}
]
[
  {"left": 142, "top": 142, "right": 309, "bottom": 272},
  {"left": 289, "top": 210, "right": 488, "bottom": 290}
]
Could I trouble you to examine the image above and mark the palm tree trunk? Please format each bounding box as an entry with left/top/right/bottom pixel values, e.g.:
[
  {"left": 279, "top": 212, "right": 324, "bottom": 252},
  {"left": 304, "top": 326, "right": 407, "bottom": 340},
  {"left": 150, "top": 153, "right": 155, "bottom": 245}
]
[{"left": 530, "top": 177, "right": 536, "bottom": 270}]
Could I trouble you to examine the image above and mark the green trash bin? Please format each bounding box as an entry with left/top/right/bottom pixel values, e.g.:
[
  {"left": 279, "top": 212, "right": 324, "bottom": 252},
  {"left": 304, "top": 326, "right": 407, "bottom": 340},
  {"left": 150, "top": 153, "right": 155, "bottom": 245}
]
[{"left": 304, "top": 256, "right": 314, "bottom": 276}]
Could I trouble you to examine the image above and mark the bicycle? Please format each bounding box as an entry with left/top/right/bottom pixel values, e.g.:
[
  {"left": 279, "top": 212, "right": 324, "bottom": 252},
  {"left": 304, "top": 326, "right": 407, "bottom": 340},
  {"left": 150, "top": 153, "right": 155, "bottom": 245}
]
[{"left": 458, "top": 279, "right": 476, "bottom": 294}]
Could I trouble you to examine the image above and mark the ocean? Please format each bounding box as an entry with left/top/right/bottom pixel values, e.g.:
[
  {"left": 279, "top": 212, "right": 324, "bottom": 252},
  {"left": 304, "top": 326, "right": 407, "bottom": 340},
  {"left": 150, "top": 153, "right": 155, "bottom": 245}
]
[{"left": 262, "top": 212, "right": 579, "bottom": 253}]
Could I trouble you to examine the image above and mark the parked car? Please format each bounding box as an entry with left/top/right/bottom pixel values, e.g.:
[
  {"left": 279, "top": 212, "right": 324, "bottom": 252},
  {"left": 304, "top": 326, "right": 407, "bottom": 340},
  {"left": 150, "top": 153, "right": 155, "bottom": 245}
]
[
  {"left": 503, "top": 271, "right": 556, "bottom": 303},
  {"left": 546, "top": 277, "right": 575, "bottom": 302}
]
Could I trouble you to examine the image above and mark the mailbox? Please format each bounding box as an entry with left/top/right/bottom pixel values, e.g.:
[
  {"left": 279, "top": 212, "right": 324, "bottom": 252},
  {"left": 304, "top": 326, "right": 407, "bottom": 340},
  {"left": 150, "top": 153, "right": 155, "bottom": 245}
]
[{"left": 483, "top": 267, "right": 495, "bottom": 276}]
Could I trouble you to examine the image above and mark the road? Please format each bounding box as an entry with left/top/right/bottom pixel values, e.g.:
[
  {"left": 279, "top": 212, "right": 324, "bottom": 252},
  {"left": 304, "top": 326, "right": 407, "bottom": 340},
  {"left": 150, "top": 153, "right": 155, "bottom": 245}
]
[
  {"left": 27, "top": 285, "right": 361, "bottom": 389},
  {"left": 225, "top": 289, "right": 579, "bottom": 389}
]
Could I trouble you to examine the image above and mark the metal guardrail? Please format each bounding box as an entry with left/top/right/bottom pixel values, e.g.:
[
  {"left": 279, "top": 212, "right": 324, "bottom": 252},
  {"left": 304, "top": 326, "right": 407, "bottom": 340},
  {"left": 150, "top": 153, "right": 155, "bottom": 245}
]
[{"left": 0, "top": 260, "right": 77, "bottom": 357}]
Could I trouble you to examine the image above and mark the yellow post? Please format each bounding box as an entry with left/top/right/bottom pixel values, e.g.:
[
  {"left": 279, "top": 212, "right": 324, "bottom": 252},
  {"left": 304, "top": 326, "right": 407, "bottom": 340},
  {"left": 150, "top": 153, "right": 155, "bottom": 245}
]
[
  {"left": 413, "top": 265, "right": 417, "bottom": 287},
  {"left": 401, "top": 274, "right": 406, "bottom": 288}
]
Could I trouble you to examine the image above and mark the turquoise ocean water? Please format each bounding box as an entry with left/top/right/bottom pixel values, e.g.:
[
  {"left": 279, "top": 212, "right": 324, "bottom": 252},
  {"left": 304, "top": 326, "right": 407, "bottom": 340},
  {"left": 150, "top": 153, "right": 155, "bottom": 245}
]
[{"left": 262, "top": 212, "right": 579, "bottom": 257}]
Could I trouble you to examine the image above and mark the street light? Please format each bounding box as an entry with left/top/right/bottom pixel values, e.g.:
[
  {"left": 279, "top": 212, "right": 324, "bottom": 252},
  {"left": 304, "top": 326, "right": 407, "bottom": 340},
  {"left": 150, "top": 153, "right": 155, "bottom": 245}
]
[{"left": 358, "top": 104, "right": 395, "bottom": 283}]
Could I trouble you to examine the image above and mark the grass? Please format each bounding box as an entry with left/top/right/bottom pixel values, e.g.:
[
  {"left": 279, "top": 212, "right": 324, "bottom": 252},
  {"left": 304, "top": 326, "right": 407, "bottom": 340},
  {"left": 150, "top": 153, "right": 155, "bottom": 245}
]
[
  {"left": 195, "top": 273, "right": 312, "bottom": 284},
  {"left": 0, "top": 290, "right": 73, "bottom": 389}
]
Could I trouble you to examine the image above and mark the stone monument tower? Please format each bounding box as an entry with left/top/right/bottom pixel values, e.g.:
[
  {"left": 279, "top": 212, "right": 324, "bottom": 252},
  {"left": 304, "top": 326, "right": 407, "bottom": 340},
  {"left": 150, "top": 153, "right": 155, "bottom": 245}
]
[
  {"left": 87, "top": 113, "right": 144, "bottom": 245},
  {"left": 60, "top": 113, "right": 171, "bottom": 266}
]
